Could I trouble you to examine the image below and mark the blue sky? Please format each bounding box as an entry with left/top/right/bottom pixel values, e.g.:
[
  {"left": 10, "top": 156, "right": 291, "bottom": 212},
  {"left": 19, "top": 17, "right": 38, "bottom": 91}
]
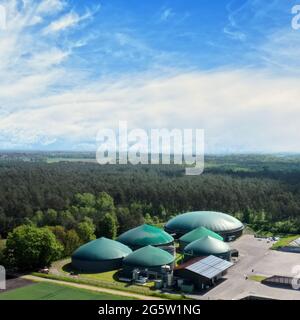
[{"left": 0, "top": 0, "right": 300, "bottom": 153}]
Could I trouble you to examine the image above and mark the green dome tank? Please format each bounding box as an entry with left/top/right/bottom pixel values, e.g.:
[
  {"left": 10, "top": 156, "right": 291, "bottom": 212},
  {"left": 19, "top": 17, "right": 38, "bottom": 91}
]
[
  {"left": 117, "top": 224, "right": 174, "bottom": 249},
  {"left": 72, "top": 237, "right": 132, "bottom": 273},
  {"left": 184, "top": 236, "right": 231, "bottom": 260},
  {"left": 165, "top": 211, "right": 244, "bottom": 241},
  {"left": 122, "top": 245, "right": 175, "bottom": 274},
  {"left": 179, "top": 226, "right": 223, "bottom": 249}
]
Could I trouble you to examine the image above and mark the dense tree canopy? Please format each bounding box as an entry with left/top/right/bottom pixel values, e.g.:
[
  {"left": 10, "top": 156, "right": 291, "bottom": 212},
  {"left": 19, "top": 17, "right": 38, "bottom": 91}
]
[
  {"left": 5, "top": 225, "right": 63, "bottom": 270},
  {"left": 0, "top": 156, "right": 300, "bottom": 238}
]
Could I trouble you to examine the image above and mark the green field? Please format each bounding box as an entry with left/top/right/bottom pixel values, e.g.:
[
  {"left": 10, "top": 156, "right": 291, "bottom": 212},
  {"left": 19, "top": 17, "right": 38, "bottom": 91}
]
[
  {"left": 0, "top": 282, "right": 133, "bottom": 300},
  {"left": 248, "top": 275, "right": 267, "bottom": 282},
  {"left": 271, "top": 235, "right": 300, "bottom": 250}
]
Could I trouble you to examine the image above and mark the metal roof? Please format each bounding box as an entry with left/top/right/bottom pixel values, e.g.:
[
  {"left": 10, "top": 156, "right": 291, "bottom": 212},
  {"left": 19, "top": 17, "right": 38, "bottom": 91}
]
[
  {"left": 289, "top": 237, "right": 300, "bottom": 247},
  {"left": 185, "top": 255, "right": 233, "bottom": 279}
]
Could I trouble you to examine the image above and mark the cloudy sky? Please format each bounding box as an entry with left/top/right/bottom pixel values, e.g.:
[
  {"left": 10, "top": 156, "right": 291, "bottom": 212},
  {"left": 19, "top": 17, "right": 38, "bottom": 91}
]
[{"left": 0, "top": 0, "right": 299, "bottom": 153}]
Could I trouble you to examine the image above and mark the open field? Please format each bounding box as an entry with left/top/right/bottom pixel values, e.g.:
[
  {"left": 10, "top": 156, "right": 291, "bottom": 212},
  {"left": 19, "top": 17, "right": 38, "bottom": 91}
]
[{"left": 0, "top": 281, "right": 133, "bottom": 300}]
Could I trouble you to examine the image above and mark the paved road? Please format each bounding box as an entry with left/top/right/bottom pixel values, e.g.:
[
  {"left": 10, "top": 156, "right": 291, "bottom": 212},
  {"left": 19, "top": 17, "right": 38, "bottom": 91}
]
[
  {"left": 191, "top": 235, "right": 300, "bottom": 300},
  {"left": 22, "top": 275, "right": 164, "bottom": 300}
]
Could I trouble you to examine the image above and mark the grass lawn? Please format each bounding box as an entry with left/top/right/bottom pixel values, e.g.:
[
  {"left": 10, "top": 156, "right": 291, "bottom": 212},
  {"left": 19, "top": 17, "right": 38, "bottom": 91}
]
[
  {"left": 47, "top": 259, "right": 186, "bottom": 300},
  {"left": 61, "top": 261, "right": 155, "bottom": 289},
  {"left": 248, "top": 275, "right": 267, "bottom": 282},
  {"left": 0, "top": 282, "right": 133, "bottom": 300},
  {"left": 271, "top": 235, "right": 300, "bottom": 250}
]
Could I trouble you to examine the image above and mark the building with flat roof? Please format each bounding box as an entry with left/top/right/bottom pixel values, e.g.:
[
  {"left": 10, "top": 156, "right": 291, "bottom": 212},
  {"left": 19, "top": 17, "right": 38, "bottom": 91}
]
[{"left": 174, "top": 255, "right": 233, "bottom": 290}]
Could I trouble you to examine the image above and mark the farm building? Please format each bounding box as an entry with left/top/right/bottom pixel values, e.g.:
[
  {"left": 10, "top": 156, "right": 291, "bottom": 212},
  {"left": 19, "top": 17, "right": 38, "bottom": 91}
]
[
  {"left": 174, "top": 255, "right": 233, "bottom": 291},
  {"left": 72, "top": 237, "right": 132, "bottom": 273},
  {"left": 179, "top": 226, "right": 223, "bottom": 250},
  {"left": 164, "top": 211, "right": 244, "bottom": 241},
  {"left": 122, "top": 245, "right": 175, "bottom": 276},
  {"left": 117, "top": 224, "right": 174, "bottom": 253},
  {"left": 184, "top": 236, "right": 232, "bottom": 261}
]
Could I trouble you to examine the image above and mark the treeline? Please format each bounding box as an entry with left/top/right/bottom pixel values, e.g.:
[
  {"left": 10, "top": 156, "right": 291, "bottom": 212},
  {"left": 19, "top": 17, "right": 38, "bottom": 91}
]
[
  {"left": 0, "top": 192, "right": 161, "bottom": 270},
  {"left": 1, "top": 161, "right": 300, "bottom": 237}
]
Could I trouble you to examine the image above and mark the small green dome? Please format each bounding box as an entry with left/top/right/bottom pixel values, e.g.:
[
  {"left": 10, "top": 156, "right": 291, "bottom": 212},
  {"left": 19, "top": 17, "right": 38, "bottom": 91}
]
[
  {"left": 123, "top": 245, "right": 175, "bottom": 267},
  {"left": 72, "top": 237, "right": 132, "bottom": 261},
  {"left": 117, "top": 224, "right": 174, "bottom": 248},
  {"left": 180, "top": 226, "right": 223, "bottom": 245},
  {"left": 184, "top": 236, "right": 230, "bottom": 257}
]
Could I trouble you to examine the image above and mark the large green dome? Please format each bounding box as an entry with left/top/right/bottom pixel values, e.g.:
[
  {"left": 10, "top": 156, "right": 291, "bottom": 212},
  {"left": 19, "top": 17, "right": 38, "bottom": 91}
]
[
  {"left": 179, "top": 226, "right": 223, "bottom": 246},
  {"left": 117, "top": 224, "right": 174, "bottom": 249},
  {"left": 123, "top": 245, "right": 175, "bottom": 268},
  {"left": 184, "top": 236, "right": 230, "bottom": 257},
  {"left": 72, "top": 237, "right": 132, "bottom": 261},
  {"left": 165, "top": 211, "right": 243, "bottom": 240}
]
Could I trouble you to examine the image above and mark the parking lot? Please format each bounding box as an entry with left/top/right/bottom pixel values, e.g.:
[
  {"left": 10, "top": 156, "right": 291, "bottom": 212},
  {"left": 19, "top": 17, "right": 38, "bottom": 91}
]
[{"left": 191, "top": 235, "right": 300, "bottom": 300}]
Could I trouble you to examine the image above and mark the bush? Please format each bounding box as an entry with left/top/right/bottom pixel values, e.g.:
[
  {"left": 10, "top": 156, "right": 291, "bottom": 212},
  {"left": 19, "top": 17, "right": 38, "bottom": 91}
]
[{"left": 5, "top": 225, "right": 63, "bottom": 270}]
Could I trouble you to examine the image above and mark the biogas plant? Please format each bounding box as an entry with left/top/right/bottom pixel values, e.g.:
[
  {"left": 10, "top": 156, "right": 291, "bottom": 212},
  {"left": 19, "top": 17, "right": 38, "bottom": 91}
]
[{"left": 71, "top": 211, "right": 244, "bottom": 293}]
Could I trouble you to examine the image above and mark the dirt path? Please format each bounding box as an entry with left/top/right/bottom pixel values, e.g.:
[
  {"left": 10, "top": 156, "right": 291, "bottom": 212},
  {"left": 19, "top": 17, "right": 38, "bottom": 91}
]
[{"left": 22, "top": 275, "right": 164, "bottom": 300}]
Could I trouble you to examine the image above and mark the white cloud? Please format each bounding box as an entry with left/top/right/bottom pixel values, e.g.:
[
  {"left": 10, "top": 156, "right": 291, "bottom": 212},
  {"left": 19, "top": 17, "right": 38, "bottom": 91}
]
[
  {"left": 0, "top": 0, "right": 299, "bottom": 153},
  {"left": 43, "top": 11, "right": 87, "bottom": 34},
  {"left": 1, "top": 69, "right": 300, "bottom": 152},
  {"left": 37, "top": 0, "right": 66, "bottom": 15}
]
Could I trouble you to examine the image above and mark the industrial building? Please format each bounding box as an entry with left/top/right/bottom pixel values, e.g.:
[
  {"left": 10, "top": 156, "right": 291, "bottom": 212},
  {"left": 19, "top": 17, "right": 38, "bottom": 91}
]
[
  {"left": 164, "top": 211, "right": 244, "bottom": 241},
  {"left": 117, "top": 224, "right": 175, "bottom": 253},
  {"left": 184, "top": 236, "right": 232, "bottom": 261},
  {"left": 179, "top": 226, "right": 223, "bottom": 250},
  {"left": 122, "top": 245, "right": 175, "bottom": 277},
  {"left": 174, "top": 255, "right": 233, "bottom": 291},
  {"left": 72, "top": 237, "right": 132, "bottom": 273}
]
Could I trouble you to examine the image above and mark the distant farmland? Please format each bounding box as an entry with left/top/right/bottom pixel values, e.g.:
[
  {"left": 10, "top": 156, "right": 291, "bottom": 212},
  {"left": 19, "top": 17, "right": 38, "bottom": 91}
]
[{"left": 0, "top": 282, "right": 133, "bottom": 300}]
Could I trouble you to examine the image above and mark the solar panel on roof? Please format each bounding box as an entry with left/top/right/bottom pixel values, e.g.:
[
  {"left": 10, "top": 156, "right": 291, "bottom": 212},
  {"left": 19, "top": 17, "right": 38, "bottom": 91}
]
[
  {"left": 290, "top": 238, "right": 300, "bottom": 247},
  {"left": 201, "top": 267, "right": 220, "bottom": 278},
  {"left": 185, "top": 255, "right": 233, "bottom": 279}
]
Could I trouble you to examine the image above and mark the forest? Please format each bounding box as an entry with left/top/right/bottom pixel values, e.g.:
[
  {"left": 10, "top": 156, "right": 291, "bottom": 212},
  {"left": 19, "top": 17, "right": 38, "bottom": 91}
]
[{"left": 1, "top": 153, "right": 300, "bottom": 240}]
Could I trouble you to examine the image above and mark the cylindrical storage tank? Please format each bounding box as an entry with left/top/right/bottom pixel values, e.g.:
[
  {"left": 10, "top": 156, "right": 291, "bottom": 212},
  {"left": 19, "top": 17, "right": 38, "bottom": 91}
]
[
  {"left": 72, "top": 237, "right": 132, "bottom": 273},
  {"left": 179, "top": 226, "right": 223, "bottom": 250},
  {"left": 184, "top": 236, "right": 231, "bottom": 261},
  {"left": 122, "top": 245, "right": 175, "bottom": 275},
  {"left": 165, "top": 211, "right": 244, "bottom": 241},
  {"left": 117, "top": 224, "right": 174, "bottom": 251}
]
